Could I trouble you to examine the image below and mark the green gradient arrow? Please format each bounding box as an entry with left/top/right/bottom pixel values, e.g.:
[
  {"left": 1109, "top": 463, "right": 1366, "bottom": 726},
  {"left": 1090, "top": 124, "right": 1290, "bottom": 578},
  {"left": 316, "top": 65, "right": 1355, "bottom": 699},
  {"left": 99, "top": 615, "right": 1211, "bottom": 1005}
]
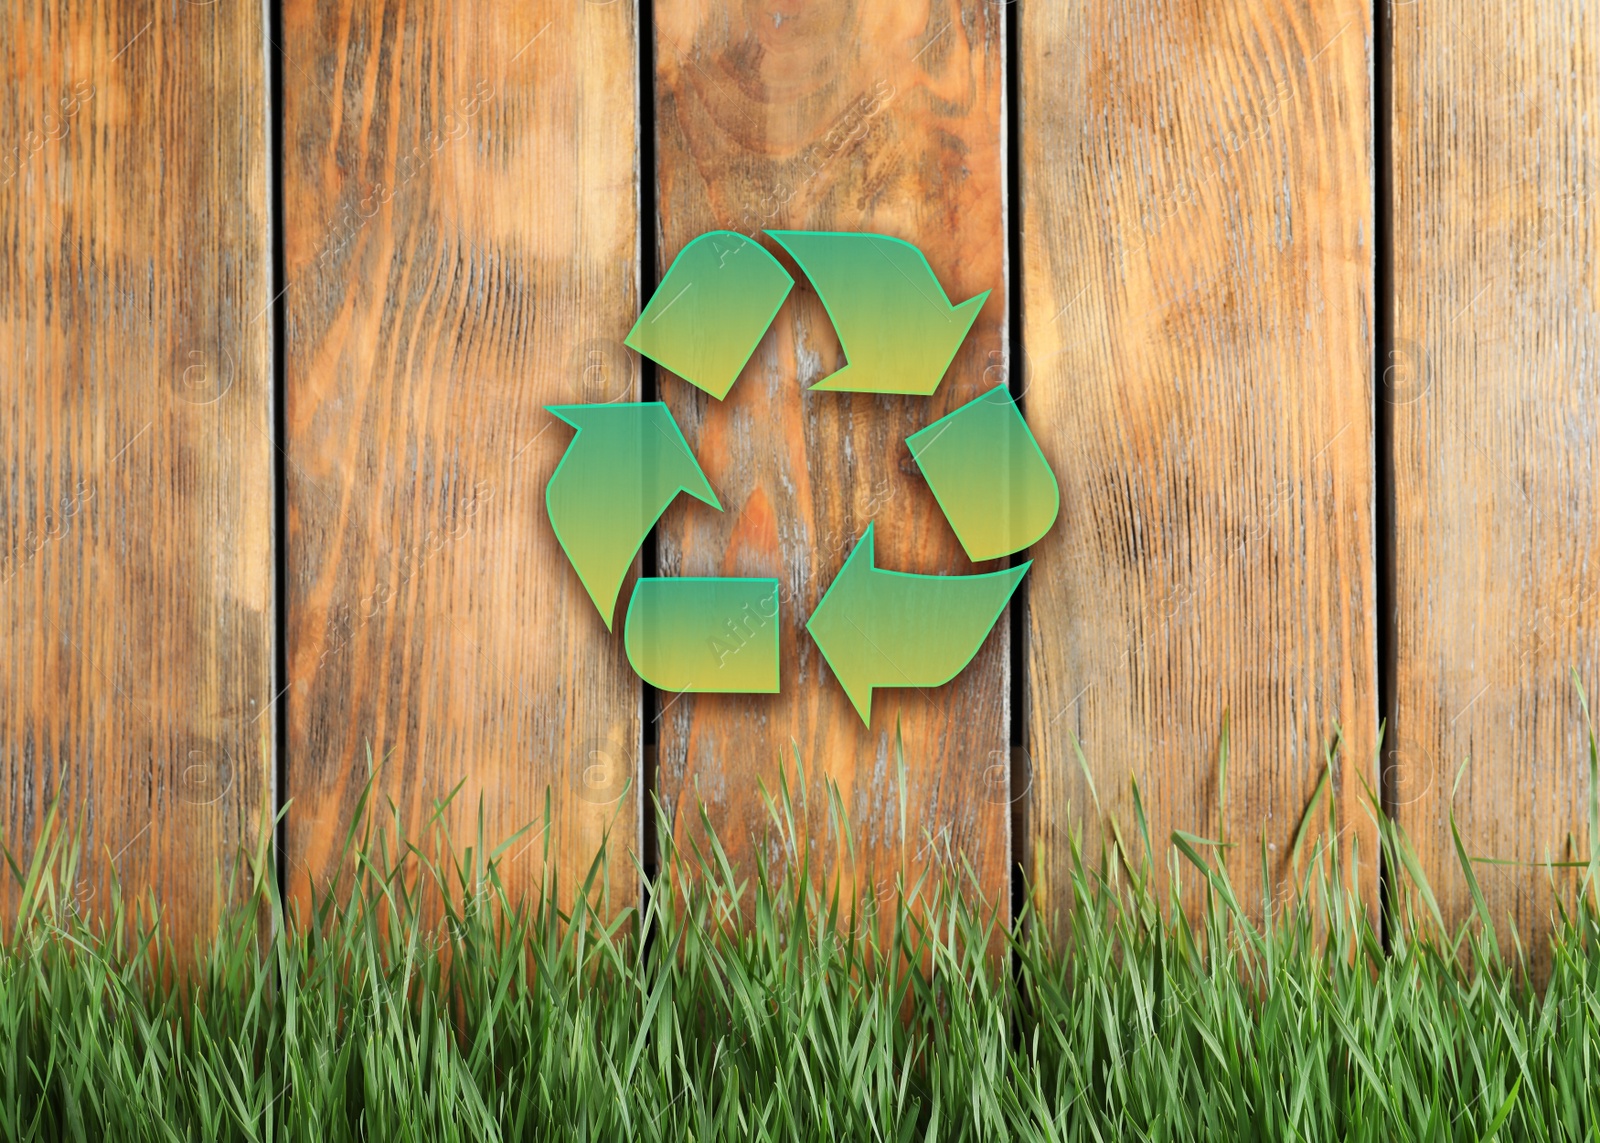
[
  {"left": 907, "top": 385, "right": 1060, "bottom": 561},
  {"left": 545, "top": 402, "right": 720, "bottom": 629},
  {"left": 767, "top": 231, "right": 988, "bottom": 394},
  {"left": 806, "top": 524, "right": 1027, "bottom": 724},
  {"left": 625, "top": 231, "right": 794, "bottom": 399},
  {"left": 625, "top": 578, "right": 780, "bottom": 693}
]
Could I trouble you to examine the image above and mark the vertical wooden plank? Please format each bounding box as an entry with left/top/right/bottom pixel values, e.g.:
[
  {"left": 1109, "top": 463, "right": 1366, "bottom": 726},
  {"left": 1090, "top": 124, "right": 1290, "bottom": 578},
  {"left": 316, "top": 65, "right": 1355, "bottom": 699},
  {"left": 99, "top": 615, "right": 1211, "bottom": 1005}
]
[
  {"left": 282, "top": 1, "right": 640, "bottom": 899},
  {"left": 1023, "top": 0, "right": 1378, "bottom": 921},
  {"left": 1392, "top": 3, "right": 1599, "bottom": 945},
  {"left": 0, "top": 0, "right": 273, "bottom": 948},
  {"left": 651, "top": 1, "right": 1011, "bottom": 900}
]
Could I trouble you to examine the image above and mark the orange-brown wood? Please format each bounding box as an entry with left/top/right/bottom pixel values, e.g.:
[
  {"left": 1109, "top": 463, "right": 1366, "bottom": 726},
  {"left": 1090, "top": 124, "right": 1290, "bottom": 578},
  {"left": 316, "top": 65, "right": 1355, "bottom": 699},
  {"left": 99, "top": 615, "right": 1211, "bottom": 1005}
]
[
  {"left": 650, "top": 0, "right": 1012, "bottom": 904},
  {"left": 1022, "top": 0, "right": 1378, "bottom": 924},
  {"left": 280, "top": 0, "right": 641, "bottom": 904},
  {"left": 0, "top": 0, "right": 273, "bottom": 947},
  {"left": 1391, "top": 2, "right": 1600, "bottom": 946}
]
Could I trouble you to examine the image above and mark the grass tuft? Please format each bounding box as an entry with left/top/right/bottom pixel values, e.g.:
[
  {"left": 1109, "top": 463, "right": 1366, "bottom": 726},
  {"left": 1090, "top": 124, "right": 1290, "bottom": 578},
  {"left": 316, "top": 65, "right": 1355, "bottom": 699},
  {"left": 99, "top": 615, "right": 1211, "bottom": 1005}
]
[{"left": 4, "top": 739, "right": 1600, "bottom": 1141}]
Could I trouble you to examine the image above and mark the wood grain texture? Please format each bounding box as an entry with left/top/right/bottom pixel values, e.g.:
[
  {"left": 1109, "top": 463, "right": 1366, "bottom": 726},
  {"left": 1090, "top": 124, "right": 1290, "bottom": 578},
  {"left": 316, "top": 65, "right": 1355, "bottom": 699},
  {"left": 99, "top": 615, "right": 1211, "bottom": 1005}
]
[
  {"left": 1022, "top": 0, "right": 1377, "bottom": 924},
  {"left": 0, "top": 0, "right": 273, "bottom": 947},
  {"left": 1392, "top": 1, "right": 1600, "bottom": 945},
  {"left": 651, "top": 0, "right": 1012, "bottom": 902},
  {"left": 281, "top": 0, "right": 640, "bottom": 902}
]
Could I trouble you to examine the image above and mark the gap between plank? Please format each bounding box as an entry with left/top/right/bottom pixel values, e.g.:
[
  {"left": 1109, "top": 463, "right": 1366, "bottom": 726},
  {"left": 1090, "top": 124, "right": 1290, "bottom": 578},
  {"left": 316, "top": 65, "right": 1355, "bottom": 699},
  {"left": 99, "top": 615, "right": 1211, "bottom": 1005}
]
[
  {"left": 1004, "top": 0, "right": 1030, "bottom": 945},
  {"left": 268, "top": 0, "right": 290, "bottom": 905},
  {"left": 1374, "top": 0, "right": 1399, "bottom": 953},
  {"left": 637, "top": 0, "right": 662, "bottom": 912}
]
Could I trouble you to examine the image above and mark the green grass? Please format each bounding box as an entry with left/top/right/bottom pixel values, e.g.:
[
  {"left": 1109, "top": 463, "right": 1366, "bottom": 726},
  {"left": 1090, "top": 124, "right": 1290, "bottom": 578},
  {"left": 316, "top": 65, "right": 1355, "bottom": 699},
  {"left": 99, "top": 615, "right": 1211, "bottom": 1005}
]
[{"left": 4, "top": 732, "right": 1600, "bottom": 1142}]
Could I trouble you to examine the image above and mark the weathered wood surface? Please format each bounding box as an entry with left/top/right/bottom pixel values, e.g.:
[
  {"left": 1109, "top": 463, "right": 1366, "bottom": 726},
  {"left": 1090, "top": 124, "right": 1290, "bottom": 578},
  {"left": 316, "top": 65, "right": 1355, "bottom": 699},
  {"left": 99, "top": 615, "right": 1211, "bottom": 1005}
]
[
  {"left": 0, "top": 0, "right": 273, "bottom": 945},
  {"left": 1391, "top": 2, "right": 1600, "bottom": 942},
  {"left": 280, "top": 0, "right": 641, "bottom": 902},
  {"left": 1022, "top": 0, "right": 1379, "bottom": 923},
  {"left": 10, "top": 0, "right": 1600, "bottom": 962},
  {"left": 650, "top": 0, "right": 1013, "bottom": 902}
]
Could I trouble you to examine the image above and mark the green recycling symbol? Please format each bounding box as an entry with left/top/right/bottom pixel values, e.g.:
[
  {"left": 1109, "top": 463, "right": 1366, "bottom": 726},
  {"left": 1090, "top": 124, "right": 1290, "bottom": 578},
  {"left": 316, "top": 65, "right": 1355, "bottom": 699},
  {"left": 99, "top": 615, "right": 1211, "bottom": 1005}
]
[{"left": 546, "top": 231, "right": 1059, "bottom": 725}]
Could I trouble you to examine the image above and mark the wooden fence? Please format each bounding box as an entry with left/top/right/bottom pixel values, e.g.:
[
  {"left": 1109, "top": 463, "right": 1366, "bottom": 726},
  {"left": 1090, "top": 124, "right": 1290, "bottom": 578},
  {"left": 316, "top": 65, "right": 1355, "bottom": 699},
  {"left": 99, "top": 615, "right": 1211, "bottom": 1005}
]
[{"left": 2, "top": 0, "right": 1596, "bottom": 955}]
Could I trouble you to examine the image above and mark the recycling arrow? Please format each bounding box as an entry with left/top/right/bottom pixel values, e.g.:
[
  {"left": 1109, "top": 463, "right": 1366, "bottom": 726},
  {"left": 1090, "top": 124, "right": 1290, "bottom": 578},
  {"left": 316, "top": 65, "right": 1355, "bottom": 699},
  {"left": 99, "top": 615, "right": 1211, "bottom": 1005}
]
[
  {"left": 626, "top": 577, "right": 780, "bottom": 693},
  {"left": 545, "top": 402, "right": 719, "bottom": 629},
  {"left": 625, "top": 230, "right": 794, "bottom": 400},
  {"left": 907, "top": 385, "right": 1060, "bottom": 561},
  {"left": 767, "top": 231, "right": 988, "bottom": 394},
  {"left": 805, "top": 523, "right": 1028, "bottom": 724}
]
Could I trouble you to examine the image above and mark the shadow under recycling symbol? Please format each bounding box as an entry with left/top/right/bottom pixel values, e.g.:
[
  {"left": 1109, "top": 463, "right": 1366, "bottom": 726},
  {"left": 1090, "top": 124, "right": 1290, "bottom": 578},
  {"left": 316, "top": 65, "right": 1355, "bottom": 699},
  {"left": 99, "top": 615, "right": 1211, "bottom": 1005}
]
[{"left": 545, "top": 230, "right": 1060, "bottom": 725}]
